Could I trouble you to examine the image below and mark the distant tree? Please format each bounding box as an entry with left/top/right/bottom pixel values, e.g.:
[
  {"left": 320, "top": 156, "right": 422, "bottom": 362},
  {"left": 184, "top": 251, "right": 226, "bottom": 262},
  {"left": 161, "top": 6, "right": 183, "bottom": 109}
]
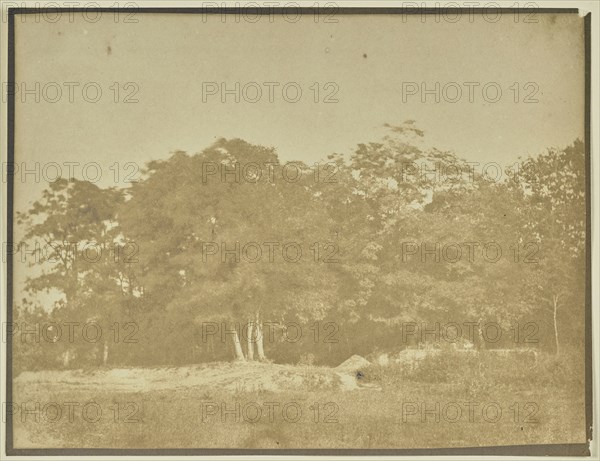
[
  {"left": 331, "top": 122, "right": 486, "bottom": 340},
  {"left": 507, "top": 140, "right": 586, "bottom": 355},
  {"left": 120, "top": 138, "right": 342, "bottom": 361},
  {"left": 16, "top": 178, "right": 136, "bottom": 365}
]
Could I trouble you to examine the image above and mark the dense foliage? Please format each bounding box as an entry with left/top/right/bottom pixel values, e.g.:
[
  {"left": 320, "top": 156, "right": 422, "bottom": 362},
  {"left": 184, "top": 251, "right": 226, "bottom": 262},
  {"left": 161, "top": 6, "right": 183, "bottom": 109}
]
[{"left": 14, "top": 124, "right": 586, "bottom": 369}]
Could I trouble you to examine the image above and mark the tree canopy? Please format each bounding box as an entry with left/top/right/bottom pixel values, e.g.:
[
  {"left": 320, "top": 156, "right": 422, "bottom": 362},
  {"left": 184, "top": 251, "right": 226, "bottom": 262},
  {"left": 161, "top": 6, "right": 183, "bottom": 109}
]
[{"left": 15, "top": 125, "right": 586, "bottom": 367}]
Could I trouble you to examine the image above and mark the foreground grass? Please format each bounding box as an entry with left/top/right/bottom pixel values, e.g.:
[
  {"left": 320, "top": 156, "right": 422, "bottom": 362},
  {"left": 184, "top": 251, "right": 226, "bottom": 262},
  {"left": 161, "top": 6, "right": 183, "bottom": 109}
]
[{"left": 12, "top": 352, "right": 587, "bottom": 449}]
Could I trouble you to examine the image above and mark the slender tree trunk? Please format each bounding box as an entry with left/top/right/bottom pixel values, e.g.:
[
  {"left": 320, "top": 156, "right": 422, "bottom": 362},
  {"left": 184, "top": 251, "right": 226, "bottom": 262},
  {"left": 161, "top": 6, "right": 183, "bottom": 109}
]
[
  {"left": 63, "top": 349, "right": 71, "bottom": 368},
  {"left": 256, "top": 312, "right": 266, "bottom": 361},
  {"left": 103, "top": 340, "right": 109, "bottom": 365},
  {"left": 552, "top": 294, "right": 560, "bottom": 356},
  {"left": 232, "top": 328, "right": 245, "bottom": 361},
  {"left": 477, "top": 317, "right": 484, "bottom": 350},
  {"left": 246, "top": 319, "right": 255, "bottom": 361}
]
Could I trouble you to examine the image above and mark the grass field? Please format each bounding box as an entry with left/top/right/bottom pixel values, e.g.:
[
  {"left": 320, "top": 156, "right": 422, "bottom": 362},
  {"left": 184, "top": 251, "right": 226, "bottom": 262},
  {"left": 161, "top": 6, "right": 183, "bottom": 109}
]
[{"left": 11, "top": 351, "right": 587, "bottom": 449}]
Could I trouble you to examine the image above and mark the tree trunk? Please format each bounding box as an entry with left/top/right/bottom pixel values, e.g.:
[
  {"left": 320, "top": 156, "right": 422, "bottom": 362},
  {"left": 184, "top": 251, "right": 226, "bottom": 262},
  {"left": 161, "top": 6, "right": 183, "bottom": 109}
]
[
  {"left": 246, "top": 319, "right": 255, "bottom": 361},
  {"left": 256, "top": 312, "right": 266, "bottom": 361},
  {"left": 103, "top": 340, "right": 109, "bottom": 365},
  {"left": 552, "top": 294, "right": 560, "bottom": 356},
  {"left": 209, "top": 335, "right": 215, "bottom": 360},
  {"left": 63, "top": 349, "right": 72, "bottom": 368},
  {"left": 232, "top": 328, "right": 245, "bottom": 361},
  {"left": 477, "top": 317, "right": 484, "bottom": 350}
]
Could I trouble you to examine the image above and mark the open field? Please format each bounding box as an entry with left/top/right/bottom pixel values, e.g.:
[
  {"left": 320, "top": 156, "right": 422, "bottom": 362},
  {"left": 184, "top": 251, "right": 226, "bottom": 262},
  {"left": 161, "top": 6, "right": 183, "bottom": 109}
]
[{"left": 11, "top": 352, "right": 586, "bottom": 449}]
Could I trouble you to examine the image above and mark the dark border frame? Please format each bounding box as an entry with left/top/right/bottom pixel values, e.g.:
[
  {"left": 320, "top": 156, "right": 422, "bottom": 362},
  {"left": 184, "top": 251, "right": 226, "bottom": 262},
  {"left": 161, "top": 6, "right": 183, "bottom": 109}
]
[{"left": 5, "top": 6, "right": 592, "bottom": 457}]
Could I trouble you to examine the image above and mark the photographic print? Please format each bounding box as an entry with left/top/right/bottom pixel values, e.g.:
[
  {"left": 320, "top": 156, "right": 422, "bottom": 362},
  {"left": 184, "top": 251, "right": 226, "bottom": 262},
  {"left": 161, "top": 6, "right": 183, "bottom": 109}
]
[{"left": 1, "top": 2, "right": 595, "bottom": 457}]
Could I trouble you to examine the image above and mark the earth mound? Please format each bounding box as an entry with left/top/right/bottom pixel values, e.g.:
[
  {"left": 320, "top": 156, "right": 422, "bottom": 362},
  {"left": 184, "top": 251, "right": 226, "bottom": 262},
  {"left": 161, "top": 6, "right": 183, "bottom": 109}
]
[{"left": 335, "top": 355, "right": 371, "bottom": 372}]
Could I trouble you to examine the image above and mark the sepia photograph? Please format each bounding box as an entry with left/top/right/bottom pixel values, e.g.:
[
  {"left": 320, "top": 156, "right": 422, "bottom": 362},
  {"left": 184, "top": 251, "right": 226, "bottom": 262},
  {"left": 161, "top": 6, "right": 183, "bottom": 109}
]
[{"left": 1, "top": 1, "right": 597, "bottom": 457}]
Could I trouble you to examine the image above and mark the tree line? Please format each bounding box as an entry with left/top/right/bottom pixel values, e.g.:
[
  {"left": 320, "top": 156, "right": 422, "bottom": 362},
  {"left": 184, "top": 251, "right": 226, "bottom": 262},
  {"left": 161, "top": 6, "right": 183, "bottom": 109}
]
[{"left": 14, "top": 122, "right": 586, "bottom": 369}]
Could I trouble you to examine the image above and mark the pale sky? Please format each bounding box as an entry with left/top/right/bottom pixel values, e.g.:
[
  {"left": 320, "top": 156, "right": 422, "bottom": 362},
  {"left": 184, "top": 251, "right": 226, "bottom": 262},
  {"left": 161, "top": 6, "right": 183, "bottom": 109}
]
[
  {"left": 11, "top": 11, "right": 586, "bottom": 304},
  {"left": 13, "top": 12, "right": 585, "bottom": 189}
]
